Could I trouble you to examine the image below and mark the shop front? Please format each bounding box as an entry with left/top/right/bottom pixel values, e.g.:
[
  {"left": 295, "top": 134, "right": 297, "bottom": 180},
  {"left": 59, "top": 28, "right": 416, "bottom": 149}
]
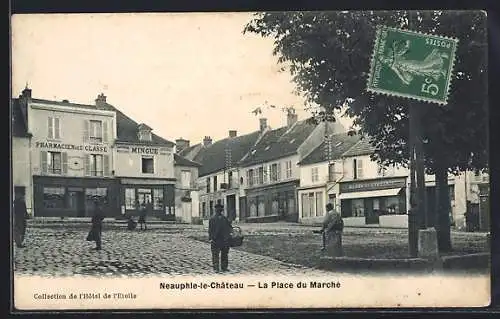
[
  {"left": 244, "top": 180, "right": 299, "bottom": 223},
  {"left": 33, "top": 175, "right": 119, "bottom": 217},
  {"left": 119, "top": 178, "right": 176, "bottom": 220},
  {"left": 338, "top": 177, "right": 407, "bottom": 227}
]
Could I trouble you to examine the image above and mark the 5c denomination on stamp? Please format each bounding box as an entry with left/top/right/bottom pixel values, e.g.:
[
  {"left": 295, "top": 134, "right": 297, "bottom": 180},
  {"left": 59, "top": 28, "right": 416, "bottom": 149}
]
[{"left": 367, "top": 25, "right": 459, "bottom": 105}]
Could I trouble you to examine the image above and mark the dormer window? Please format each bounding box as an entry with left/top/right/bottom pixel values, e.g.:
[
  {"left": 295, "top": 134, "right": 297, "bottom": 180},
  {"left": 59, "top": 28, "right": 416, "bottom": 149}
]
[{"left": 138, "top": 123, "right": 152, "bottom": 142}]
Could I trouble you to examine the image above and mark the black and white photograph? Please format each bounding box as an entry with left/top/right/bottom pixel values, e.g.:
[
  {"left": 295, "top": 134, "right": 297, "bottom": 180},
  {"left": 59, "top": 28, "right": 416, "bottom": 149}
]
[{"left": 11, "top": 11, "right": 490, "bottom": 310}]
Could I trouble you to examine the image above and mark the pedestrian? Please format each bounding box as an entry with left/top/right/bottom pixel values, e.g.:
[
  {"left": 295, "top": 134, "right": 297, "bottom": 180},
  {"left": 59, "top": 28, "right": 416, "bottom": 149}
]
[
  {"left": 13, "top": 191, "right": 29, "bottom": 248},
  {"left": 208, "top": 203, "right": 232, "bottom": 273},
  {"left": 127, "top": 215, "right": 137, "bottom": 231},
  {"left": 86, "top": 200, "right": 104, "bottom": 250},
  {"left": 138, "top": 199, "right": 148, "bottom": 230},
  {"left": 321, "top": 203, "right": 344, "bottom": 256}
]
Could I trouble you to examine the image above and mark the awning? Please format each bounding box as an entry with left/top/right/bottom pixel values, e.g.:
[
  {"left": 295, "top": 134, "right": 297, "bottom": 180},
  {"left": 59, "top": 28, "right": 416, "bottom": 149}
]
[{"left": 338, "top": 188, "right": 403, "bottom": 200}]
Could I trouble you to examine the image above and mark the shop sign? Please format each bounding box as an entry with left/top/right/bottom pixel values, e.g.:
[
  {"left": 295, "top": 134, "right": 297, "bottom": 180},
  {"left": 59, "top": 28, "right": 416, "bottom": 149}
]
[
  {"left": 340, "top": 178, "right": 406, "bottom": 193},
  {"left": 131, "top": 147, "right": 159, "bottom": 155},
  {"left": 35, "top": 141, "right": 108, "bottom": 152}
]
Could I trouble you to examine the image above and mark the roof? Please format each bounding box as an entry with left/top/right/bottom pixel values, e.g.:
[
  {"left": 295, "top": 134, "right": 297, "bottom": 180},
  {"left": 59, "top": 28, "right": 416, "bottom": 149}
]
[
  {"left": 298, "top": 133, "right": 361, "bottom": 165},
  {"left": 238, "top": 120, "right": 317, "bottom": 167},
  {"left": 174, "top": 153, "right": 202, "bottom": 167},
  {"left": 193, "top": 131, "right": 262, "bottom": 176},
  {"left": 29, "top": 97, "right": 175, "bottom": 147},
  {"left": 11, "top": 99, "right": 30, "bottom": 138},
  {"left": 341, "top": 137, "right": 376, "bottom": 157},
  {"left": 178, "top": 143, "right": 202, "bottom": 159}
]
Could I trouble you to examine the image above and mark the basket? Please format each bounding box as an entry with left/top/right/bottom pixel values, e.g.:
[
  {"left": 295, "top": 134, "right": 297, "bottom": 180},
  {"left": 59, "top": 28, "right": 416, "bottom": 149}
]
[{"left": 229, "top": 226, "right": 244, "bottom": 247}]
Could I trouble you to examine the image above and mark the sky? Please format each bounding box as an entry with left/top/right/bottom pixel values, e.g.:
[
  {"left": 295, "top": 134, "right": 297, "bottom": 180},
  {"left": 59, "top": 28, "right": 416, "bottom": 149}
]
[{"left": 12, "top": 13, "right": 353, "bottom": 145}]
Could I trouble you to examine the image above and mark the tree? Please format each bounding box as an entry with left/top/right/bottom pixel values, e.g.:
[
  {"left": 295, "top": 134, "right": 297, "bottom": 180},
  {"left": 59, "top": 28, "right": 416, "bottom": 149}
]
[{"left": 244, "top": 10, "right": 488, "bottom": 252}]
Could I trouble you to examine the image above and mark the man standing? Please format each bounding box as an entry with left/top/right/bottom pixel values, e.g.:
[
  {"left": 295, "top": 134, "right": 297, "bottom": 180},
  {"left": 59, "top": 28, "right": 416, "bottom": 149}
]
[
  {"left": 87, "top": 200, "right": 104, "bottom": 250},
  {"left": 321, "top": 203, "right": 344, "bottom": 256},
  {"left": 208, "top": 203, "right": 232, "bottom": 273},
  {"left": 13, "top": 191, "right": 28, "bottom": 248},
  {"left": 138, "top": 199, "right": 149, "bottom": 230}
]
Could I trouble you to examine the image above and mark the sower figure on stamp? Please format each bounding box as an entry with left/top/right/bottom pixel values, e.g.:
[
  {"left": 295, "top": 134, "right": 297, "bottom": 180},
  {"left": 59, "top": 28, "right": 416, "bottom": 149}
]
[
  {"left": 87, "top": 200, "right": 104, "bottom": 250},
  {"left": 13, "top": 191, "right": 29, "bottom": 248},
  {"left": 208, "top": 203, "right": 232, "bottom": 273},
  {"left": 321, "top": 203, "right": 344, "bottom": 256}
]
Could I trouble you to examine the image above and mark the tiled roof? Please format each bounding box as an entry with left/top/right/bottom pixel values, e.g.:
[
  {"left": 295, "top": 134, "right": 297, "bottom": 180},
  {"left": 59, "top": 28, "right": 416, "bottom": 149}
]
[
  {"left": 11, "top": 99, "right": 30, "bottom": 137},
  {"left": 238, "top": 120, "right": 317, "bottom": 167},
  {"left": 193, "top": 131, "right": 262, "bottom": 177},
  {"left": 29, "top": 97, "right": 175, "bottom": 147},
  {"left": 341, "top": 137, "right": 376, "bottom": 157},
  {"left": 174, "top": 153, "right": 202, "bottom": 167},
  {"left": 178, "top": 143, "right": 202, "bottom": 160},
  {"left": 298, "top": 133, "right": 361, "bottom": 165}
]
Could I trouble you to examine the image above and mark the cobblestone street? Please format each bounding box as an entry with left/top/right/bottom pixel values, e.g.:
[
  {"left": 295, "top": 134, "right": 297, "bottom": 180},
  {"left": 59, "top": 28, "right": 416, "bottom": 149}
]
[{"left": 14, "top": 226, "right": 331, "bottom": 277}]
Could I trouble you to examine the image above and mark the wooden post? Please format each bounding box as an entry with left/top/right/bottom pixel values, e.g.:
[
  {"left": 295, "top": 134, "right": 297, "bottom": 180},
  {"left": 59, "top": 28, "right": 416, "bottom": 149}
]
[{"left": 408, "top": 100, "right": 419, "bottom": 257}]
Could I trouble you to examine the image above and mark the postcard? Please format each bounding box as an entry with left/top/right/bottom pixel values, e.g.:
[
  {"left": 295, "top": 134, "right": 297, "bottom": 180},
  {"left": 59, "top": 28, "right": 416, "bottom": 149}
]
[{"left": 11, "top": 11, "right": 490, "bottom": 310}]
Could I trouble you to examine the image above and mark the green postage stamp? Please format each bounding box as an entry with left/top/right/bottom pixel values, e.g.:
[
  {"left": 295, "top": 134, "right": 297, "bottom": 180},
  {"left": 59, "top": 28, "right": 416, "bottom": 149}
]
[{"left": 367, "top": 26, "right": 459, "bottom": 105}]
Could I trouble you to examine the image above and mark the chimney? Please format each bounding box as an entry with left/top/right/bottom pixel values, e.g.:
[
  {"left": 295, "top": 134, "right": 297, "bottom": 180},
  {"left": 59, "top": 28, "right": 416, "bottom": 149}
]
[
  {"left": 229, "top": 130, "right": 237, "bottom": 138},
  {"left": 203, "top": 136, "right": 212, "bottom": 147},
  {"left": 287, "top": 109, "right": 298, "bottom": 127},
  {"left": 175, "top": 138, "right": 190, "bottom": 153},
  {"left": 95, "top": 93, "right": 107, "bottom": 108},
  {"left": 259, "top": 118, "right": 267, "bottom": 132}
]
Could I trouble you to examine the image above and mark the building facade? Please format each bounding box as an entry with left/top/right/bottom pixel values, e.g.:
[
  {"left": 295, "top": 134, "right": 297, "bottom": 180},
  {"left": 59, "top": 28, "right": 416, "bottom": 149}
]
[
  {"left": 12, "top": 89, "right": 198, "bottom": 221},
  {"left": 173, "top": 154, "right": 201, "bottom": 223}
]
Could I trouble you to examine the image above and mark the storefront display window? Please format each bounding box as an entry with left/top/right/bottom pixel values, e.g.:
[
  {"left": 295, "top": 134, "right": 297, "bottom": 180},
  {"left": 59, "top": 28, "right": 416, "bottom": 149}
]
[
  {"left": 301, "top": 193, "right": 310, "bottom": 217},
  {"left": 125, "top": 188, "right": 136, "bottom": 209},
  {"left": 385, "top": 196, "right": 400, "bottom": 215},
  {"left": 43, "top": 187, "right": 65, "bottom": 209},
  {"left": 86, "top": 187, "right": 108, "bottom": 204},
  {"left": 137, "top": 188, "right": 152, "bottom": 208},
  {"left": 315, "top": 192, "right": 323, "bottom": 217},
  {"left": 351, "top": 198, "right": 365, "bottom": 217},
  {"left": 153, "top": 189, "right": 164, "bottom": 210},
  {"left": 271, "top": 193, "right": 279, "bottom": 215},
  {"left": 257, "top": 195, "right": 265, "bottom": 216},
  {"left": 249, "top": 199, "right": 257, "bottom": 217}
]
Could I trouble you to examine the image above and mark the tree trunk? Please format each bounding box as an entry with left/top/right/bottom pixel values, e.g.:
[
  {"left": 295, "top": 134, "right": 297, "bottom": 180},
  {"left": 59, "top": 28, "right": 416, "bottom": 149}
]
[{"left": 435, "top": 166, "right": 452, "bottom": 252}]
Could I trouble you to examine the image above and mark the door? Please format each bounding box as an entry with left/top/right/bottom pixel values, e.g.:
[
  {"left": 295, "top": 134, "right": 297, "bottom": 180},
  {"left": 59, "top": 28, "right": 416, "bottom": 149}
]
[
  {"left": 226, "top": 194, "right": 236, "bottom": 221},
  {"left": 137, "top": 189, "right": 152, "bottom": 209},
  {"left": 182, "top": 201, "right": 192, "bottom": 223},
  {"left": 76, "top": 192, "right": 86, "bottom": 217}
]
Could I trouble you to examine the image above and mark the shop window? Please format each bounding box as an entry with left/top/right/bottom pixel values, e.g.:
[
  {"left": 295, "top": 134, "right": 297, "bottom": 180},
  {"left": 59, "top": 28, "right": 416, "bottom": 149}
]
[
  {"left": 271, "top": 193, "right": 279, "bottom": 215},
  {"left": 249, "top": 199, "right": 257, "bottom": 217},
  {"left": 86, "top": 188, "right": 108, "bottom": 204},
  {"left": 311, "top": 167, "right": 319, "bottom": 182},
  {"left": 257, "top": 196, "right": 265, "bottom": 216},
  {"left": 301, "top": 193, "right": 309, "bottom": 217},
  {"left": 90, "top": 154, "right": 103, "bottom": 176},
  {"left": 315, "top": 192, "right": 324, "bottom": 217},
  {"left": 47, "top": 117, "right": 60, "bottom": 139},
  {"left": 153, "top": 189, "right": 164, "bottom": 210},
  {"left": 351, "top": 198, "right": 365, "bottom": 217},
  {"left": 385, "top": 197, "right": 400, "bottom": 215},
  {"left": 48, "top": 151, "right": 62, "bottom": 174},
  {"left": 43, "top": 187, "right": 65, "bottom": 209},
  {"left": 125, "top": 188, "right": 136, "bottom": 209},
  {"left": 288, "top": 193, "right": 295, "bottom": 216},
  {"left": 141, "top": 157, "right": 154, "bottom": 174},
  {"left": 285, "top": 161, "right": 292, "bottom": 179}
]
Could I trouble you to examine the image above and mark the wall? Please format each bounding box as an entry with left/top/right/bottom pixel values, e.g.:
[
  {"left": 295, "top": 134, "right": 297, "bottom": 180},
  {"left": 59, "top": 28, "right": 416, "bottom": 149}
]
[
  {"left": 12, "top": 136, "right": 33, "bottom": 215},
  {"left": 342, "top": 155, "right": 408, "bottom": 181},
  {"left": 114, "top": 144, "right": 175, "bottom": 179},
  {"left": 28, "top": 102, "right": 116, "bottom": 178}
]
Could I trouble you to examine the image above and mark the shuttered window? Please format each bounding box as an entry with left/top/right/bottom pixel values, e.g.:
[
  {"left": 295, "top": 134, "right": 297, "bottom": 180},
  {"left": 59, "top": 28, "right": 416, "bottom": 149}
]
[
  {"left": 42, "top": 151, "right": 64, "bottom": 175},
  {"left": 47, "top": 117, "right": 60, "bottom": 139}
]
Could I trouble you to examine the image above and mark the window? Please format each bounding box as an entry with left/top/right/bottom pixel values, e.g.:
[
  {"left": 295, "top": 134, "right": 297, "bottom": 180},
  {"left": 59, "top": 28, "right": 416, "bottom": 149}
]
[
  {"left": 228, "top": 171, "right": 233, "bottom": 188},
  {"left": 125, "top": 188, "right": 136, "bottom": 209},
  {"left": 271, "top": 193, "right": 279, "bottom": 215},
  {"left": 328, "top": 163, "right": 337, "bottom": 182},
  {"left": 213, "top": 175, "right": 218, "bottom": 192},
  {"left": 90, "top": 154, "right": 103, "bottom": 176},
  {"left": 247, "top": 169, "right": 254, "bottom": 187},
  {"left": 206, "top": 177, "right": 210, "bottom": 193},
  {"left": 263, "top": 165, "right": 269, "bottom": 184},
  {"left": 86, "top": 188, "right": 108, "bottom": 205},
  {"left": 353, "top": 159, "right": 363, "bottom": 179},
  {"left": 153, "top": 189, "right": 164, "bottom": 210},
  {"left": 181, "top": 170, "right": 191, "bottom": 189},
  {"left": 141, "top": 157, "right": 154, "bottom": 174},
  {"left": 43, "top": 187, "right": 65, "bottom": 209},
  {"left": 137, "top": 189, "right": 152, "bottom": 208},
  {"left": 270, "top": 163, "right": 279, "bottom": 182},
  {"left": 385, "top": 197, "right": 400, "bottom": 215},
  {"left": 249, "top": 198, "right": 257, "bottom": 217},
  {"left": 89, "top": 120, "right": 103, "bottom": 143},
  {"left": 257, "top": 196, "right": 265, "bottom": 216},
  {"left": 258, "top": 167, "right": 264, "bottom": 184},
  {"left": 138, "top": 129, "right": 152, "bottom": 142},
  {"left": 351, "top": 199, "right": 365, "bottom": 217},
  {"left": 285, "top": 161, "right": 292, "bottom": 178},
  {"left": 315, "top": 192, "right": 324, "bottom": 217},
  {"left": 47, "top": 117, "right": 60, "bottom": 139},
  {"left": 311, "top": 167, "right": 319, "bottom": 182},
  {"left": 48, "top": 151, "right": 62, "bottom": 174}
]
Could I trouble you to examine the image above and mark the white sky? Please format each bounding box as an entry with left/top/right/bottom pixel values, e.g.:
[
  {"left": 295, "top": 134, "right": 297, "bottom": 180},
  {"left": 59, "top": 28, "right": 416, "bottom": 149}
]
[{"left": 12, "top": 13, "right": 353, "bottom": 145}]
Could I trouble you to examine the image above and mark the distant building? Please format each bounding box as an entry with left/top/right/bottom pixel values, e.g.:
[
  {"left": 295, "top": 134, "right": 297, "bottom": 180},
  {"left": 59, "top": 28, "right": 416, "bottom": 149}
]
[
  {"left": 237, "top": 112, "right": 346, "bottom": 223},
  {"left": 173, "top": 153, "right": 201, "bottom": 223}
]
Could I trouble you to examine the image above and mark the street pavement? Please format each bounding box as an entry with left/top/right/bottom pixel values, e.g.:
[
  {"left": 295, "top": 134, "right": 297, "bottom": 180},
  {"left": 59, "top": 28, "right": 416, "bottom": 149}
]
[{"left": 14, "top": 226, "right": 332, "bottom": 277}]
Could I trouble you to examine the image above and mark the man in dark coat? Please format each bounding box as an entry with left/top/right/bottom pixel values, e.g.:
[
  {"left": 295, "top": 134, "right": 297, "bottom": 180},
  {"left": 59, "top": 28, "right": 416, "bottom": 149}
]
[
  {"left": 138, "top": 199, "right": 149, "bottom": 230},
  {"left": 208, "top": 203, "right": 232, "bottom": 272},
  {"left": 88, "top": 200, "right": 104, "bottom": 250},
  {"left": 321, "top": 203, "right": 344, "bottom": 256},
  {"left": 14, "top": 192, "right": 28, "bottom": 248}
]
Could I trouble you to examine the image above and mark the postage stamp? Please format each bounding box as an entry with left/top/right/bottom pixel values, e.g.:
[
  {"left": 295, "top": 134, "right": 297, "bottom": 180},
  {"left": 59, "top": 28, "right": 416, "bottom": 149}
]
[{"left": 367, "top": 26, "right": 459, "bottom": 105}]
